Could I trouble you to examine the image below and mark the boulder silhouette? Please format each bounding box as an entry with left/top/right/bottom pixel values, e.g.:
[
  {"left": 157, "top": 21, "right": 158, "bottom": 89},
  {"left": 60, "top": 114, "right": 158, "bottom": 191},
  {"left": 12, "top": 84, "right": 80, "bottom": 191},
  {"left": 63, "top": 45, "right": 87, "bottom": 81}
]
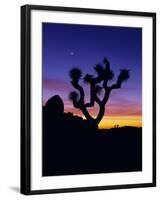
[{"left": 45, "top": 95, "right": 64, "bottom": 115}]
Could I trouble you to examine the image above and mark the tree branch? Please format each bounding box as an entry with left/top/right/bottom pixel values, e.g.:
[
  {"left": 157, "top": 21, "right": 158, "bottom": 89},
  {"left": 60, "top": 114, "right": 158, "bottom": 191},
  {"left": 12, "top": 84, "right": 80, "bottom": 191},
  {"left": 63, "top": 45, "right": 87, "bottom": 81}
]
[
  {"left": 71, "top": 80, "right": 93, "bottom": 121},
  {"left": 71, "top": 80, "right": 84, "bottom": 104}
]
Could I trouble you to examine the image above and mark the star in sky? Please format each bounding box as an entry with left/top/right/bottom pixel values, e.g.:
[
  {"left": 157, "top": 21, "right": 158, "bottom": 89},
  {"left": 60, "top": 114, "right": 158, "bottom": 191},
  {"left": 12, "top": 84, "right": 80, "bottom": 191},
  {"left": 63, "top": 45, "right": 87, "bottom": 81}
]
[{"left": 70, "top": 52, "right": 75, "bottom": 56}]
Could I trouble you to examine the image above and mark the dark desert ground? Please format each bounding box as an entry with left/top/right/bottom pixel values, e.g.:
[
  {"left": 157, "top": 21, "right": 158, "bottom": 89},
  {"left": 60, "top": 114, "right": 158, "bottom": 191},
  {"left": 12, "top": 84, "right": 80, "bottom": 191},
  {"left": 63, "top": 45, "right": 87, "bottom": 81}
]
[{"left": 43, "top": 96, "right": 142, "bottom": 176}]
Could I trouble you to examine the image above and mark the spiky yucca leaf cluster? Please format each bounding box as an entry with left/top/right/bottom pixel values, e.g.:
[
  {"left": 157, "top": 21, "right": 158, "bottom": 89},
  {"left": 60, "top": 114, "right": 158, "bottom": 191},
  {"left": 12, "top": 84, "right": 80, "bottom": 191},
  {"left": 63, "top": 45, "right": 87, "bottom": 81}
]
[
  {"left": 118, "top": 69, "right": 130, "bottom": 83},
  {"left": 103, "top": 57, "right": 114, "bottom": 81},
  {"left": 94, "top": 64, "right": 104, "bottom": 78},
  {"left": 103, "top": 57, "right": 110, "bottom": 66},
  {"left": 94, "top": 58, "right": 114, "bottom": 81},
  {"left": 83, "top": 74, "right": 93, "bottom": 84},
  {"left": 105, "top": 66, "right": 114, "bottom": 80},
  {"left": 69, "top": 68, "right": 82, "bottom": 81}
]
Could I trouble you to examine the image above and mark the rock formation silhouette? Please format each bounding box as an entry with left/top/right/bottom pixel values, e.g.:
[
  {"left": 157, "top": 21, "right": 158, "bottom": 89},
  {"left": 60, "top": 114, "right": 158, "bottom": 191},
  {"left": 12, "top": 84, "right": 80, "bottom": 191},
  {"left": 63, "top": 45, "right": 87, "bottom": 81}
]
[{"left": 46, "top": 95, "right": 64, "bottom": 115}]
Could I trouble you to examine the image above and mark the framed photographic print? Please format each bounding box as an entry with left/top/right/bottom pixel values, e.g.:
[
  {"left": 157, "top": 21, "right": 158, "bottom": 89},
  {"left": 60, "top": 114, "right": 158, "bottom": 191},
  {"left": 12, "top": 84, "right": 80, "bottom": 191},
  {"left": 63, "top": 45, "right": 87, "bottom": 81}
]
[{"left": 21, "top": 4, "right": 156, "bottom": 195}]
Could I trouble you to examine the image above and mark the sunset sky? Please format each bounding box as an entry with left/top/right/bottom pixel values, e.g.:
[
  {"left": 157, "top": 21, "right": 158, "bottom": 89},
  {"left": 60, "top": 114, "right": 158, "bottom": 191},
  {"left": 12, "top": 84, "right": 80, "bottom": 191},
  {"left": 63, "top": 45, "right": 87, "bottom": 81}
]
[{"left": 42, "top": 23, "right": 142, "bottom": 129}]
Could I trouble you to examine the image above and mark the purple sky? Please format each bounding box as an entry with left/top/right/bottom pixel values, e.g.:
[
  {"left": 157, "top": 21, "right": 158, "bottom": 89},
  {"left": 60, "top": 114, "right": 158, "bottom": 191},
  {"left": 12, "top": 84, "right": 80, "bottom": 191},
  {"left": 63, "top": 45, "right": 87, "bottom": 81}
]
[{"left": 42, "top": 22, "right": 142, "bottom": 118}]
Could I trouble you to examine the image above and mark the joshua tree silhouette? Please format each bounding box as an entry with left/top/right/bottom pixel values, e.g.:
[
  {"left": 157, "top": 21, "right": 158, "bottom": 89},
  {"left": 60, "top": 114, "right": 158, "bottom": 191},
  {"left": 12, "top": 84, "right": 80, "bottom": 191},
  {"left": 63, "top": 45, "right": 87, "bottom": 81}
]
[{"left": 69, "top": 57, "right": 130, "bottom": 126}]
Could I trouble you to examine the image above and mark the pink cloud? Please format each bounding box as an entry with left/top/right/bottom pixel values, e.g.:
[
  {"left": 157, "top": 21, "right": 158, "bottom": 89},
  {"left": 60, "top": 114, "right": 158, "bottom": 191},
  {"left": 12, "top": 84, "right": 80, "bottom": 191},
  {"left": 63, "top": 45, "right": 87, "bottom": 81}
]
[
  {"left": 43, "top": 78, "right": 71, "bottom": 91},
  {"left": 43, "top": 78, "right": 142, "bottom": 118}
]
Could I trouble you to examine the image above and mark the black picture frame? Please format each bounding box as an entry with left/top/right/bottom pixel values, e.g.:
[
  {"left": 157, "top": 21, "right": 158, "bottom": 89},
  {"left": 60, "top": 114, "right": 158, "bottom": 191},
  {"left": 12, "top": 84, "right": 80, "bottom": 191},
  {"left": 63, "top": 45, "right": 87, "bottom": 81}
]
[{"left": 21, "top": 4, "right": 156, "bottom": 195}]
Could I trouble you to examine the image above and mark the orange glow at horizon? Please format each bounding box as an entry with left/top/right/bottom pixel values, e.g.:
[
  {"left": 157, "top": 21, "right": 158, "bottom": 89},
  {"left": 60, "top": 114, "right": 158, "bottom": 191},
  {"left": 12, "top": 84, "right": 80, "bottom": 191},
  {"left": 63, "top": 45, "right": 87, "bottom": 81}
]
[
  {"left": 79, "top": 114, "right": 142, "bottom": 129},
  {"left": 98, "top": 115, "right": 142, "bottom": 129},
  {"left": 63, "top": 107, "right": 142, "bottom": 129}
]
